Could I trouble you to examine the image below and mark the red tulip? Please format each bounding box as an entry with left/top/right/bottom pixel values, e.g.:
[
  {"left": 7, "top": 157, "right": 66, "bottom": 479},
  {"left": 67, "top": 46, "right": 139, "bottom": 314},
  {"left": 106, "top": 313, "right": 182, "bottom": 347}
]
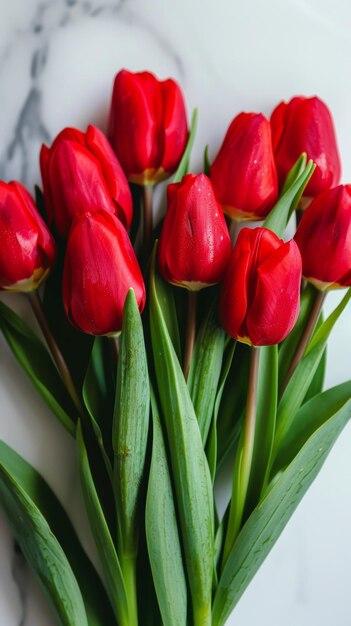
[
  {"left": 210, "top": 113, "right": 278, "bottom": 221},
  {"left": 295, "top": 185, "right": 351, "bottom": 290},
  {"left": 40, "top": 125, "right": 132, "bottom": 237},
  {"left": 220, "top": 228, "right": 301, "bottom": 346},
  {"left": 0, "top": 181, "right": 56, "bottom": 291},
  {"left": 271, "top": 96, "right": 341, "bottom": 197},
  {"left": 108, "top": 69, "right": 188, "bottom": 185},
  {"left": 158, "top": 174, "right": 232, "bottom": 290},
  {"left": 63, "top": 211, "right": 145, "bottom": 335}
]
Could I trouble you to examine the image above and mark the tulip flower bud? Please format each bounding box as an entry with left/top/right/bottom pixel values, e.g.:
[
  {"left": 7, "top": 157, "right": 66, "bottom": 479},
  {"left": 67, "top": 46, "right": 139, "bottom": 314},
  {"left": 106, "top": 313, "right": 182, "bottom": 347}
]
[
  {"left": 63, "top": 211, "right": 145, "bottom": 335},
  {"left": 295, "top": 185, "right": 351, "bottom": 290},
  {"left": 158, "top": 174, "right": 232, "bottom": 290},
  {"left": 210, "top": 113, "right": 278, "bottom": 221},
  {"left": 40, "top": 125, "right": 133, "bottom": 237},
  {"left": 108, "top": 69, "right": 188, "bottom": 185},
  {"left": 271, "top": 96, "right": 341, "bottom": 198},
  {"left": 220, "top": 228, "right": 301, "bottom": 346},
  {"left": 0, "top": 181, "right": 56, "bottom": 292}
]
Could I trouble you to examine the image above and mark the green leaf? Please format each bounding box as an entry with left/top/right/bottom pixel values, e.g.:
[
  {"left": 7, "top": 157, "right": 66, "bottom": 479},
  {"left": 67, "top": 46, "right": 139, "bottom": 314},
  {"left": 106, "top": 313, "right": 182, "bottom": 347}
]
[
  {"left": 0, "top": 440, "right": 114, "bottom": 626},
  {"left": 150, "top": 273, "right": 181, "bottom": 361},
  {"left": 222, "top": 346, "right": 278, "bottom": 564},
  {"left": 216, "top": 343, "right": 249, "bottom": 473},
  {"left": 0, "top": 464, "right": 88, "bottom": 626},
  {"left": 43, "top": 249, "right": 93, "bottom": 390},
  {"left": 245, "top": 345, "right": 278, "bottom": 512},
  {"left": 279, "top": 285, "right": 326, "bottom": 402},
  {"left": 280, "top": 153, "right": 306, "bottom": 195},
  {"left": 150, "top": 252, "right": 214, "bottom": 626},
  {"left": 303, "top": 345, "right": 326, "bottom": 403},
  {"left": 203, "top": 145, "right": 210, "bottom": 176},
  {"left": 206, "top": 339, "right": 236, "bottom": 481},
  {"left": 212, "top": 397, "right": 351, "bottom": 626},
  {"left": 274, "top": 288, "right": 351, "bottom": 455},
  {"left": 83, "top": 337, "right": 114, "bottom": 443},
  {"left": 146, "top": 388, "right": 187, "bottom": 626},
  {"left": 187, "top": 306, "right": 225, "bottom": 444},
  {"left": 173, "top": 109, "right": 198, "bottom": 183},
  {"left": 113, "top": 289, "right": 150, "bottom": 555},
  {"left": 83, "top": 338, "right": 114, "bottom": 479},
  {"left": 278, "top": 284, "right": 316, "bottom": 388},
  {"left": 76, "top": 422, "right": 129, "bottom": 626},
  {"left": 273, "top": 380, "right": 351, "bottom": 472},
  {"left": 263, "top": 156, "right": 315, "bottom": 237},
  {"left": 0, "top": 300, "right": 76, "bottom": 435}
]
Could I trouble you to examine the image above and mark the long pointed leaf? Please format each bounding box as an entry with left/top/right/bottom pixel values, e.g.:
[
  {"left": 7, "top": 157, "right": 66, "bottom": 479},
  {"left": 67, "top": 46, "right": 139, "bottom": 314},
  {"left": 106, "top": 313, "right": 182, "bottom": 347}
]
[
  {"left": 212, "top": 398, "right": 351, "bottom": 626},
  {"left": 146, "top": 389, "right": 187, "bottom": 626},
  {"left": 0, "top": 441, "right": 114, "bottom": 626},
  {"left": 187, "top": 306, "right": 225, "bottom": 444},
  {"left": 0, "top": 300, "right": 76, "bottom": 435},
  {"left": 0, "top": 464, "right": 88, "bottom": 626},
  {"left": 150, "top": 254, "right": 214, "bottom": 626},
  {"left": 245, "top": 345, "right": 278, "bottom": 511},
  {"left": 263, "top": 157, "right": 315, "bottom": 237},
  {"left": 274, "top": 288, "right": 351, "bottom": 454},
  {"left": 77, "top": 422, "right": 129, "bottom": 626},
  {"left": 273, "top": 380, "right": 351, "bottom": 472},
  {"left": 113, "top": 289, "right": 150, "bottom": 555}
]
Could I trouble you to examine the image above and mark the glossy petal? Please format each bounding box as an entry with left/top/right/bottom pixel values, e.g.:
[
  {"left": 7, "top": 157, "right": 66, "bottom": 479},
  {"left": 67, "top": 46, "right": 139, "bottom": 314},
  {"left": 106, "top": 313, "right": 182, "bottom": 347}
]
[
  {"left": 86, "top": 125, "right": 133, "bottom": 228},
  {"left": 210, "top": 113, "right": 278, "bottom": 220},
  {"left": 158, "top": 174, "right": 231, "bottom": 290},
  {"left": 220, "top": 228, "right": 301, "bottom": 346},
  {"left": 48, "top": 139, "right": 116, "bottom": 237},
  {"left": 161, "top": 79, "right": 188, "bottom": 175},
  {"left": 63, "top": 212, "right": 145, "bottom": 336},
  {"left": 295, "top": 185, "right": 351, "bottom": 289},
  {"left": 40, "top": 125, "right": 133, "bottom": 237},
  {"left": 247, "top": 240, "right": 301, "bottom": 345},
  {"left": 108, "top": 69, "right": 188, "bottom": 184},
  {"left": 271, "top": 96, "right": 341, "bottom": 196},
  {"left": 0, "top": 181, "right": 56, "bottom": 291}
]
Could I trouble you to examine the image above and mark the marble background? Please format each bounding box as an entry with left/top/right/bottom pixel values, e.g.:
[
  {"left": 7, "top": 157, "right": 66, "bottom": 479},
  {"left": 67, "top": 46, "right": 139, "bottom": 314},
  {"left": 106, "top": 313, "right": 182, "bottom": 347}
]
[{"left": 1, "top": 0, "right": 351, "bottom": 624}]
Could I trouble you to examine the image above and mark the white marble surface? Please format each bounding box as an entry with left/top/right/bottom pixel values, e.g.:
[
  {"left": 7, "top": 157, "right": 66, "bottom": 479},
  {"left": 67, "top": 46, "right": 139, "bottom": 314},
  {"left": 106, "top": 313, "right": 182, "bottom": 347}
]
[{"left": 1, "top": 0, "right": 351, "bottom": 624}]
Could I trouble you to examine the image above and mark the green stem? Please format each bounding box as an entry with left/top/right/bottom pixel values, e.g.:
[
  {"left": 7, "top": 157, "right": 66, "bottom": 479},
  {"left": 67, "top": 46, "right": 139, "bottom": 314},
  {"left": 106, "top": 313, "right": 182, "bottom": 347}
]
[
  {"left": 28, "top": 290, "right": 84, "bottom": 415},
  {"left": 221, "top": 347, "right": 260, "bottom": 566},
  {"left": 194, "top": 605, "right": 212, "bottom": 626},
  {"left": 142, "top": 185, "right": 153, "bottom": 259},
  {"left": 120, "top": 553, "right": 138, "bottom": 626},
  {"left": 183, "top": 290, "right": 198, "bottom": 379},
  {"left": 281, "top": 289, "right": 326, "bottom": 396}
]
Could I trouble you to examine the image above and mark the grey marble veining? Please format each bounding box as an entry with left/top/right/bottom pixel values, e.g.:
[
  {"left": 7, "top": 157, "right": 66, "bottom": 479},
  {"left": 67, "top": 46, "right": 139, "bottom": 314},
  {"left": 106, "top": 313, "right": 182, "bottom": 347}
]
[{"left": 0, "top": 0, "right": 185, "bottom": 189}]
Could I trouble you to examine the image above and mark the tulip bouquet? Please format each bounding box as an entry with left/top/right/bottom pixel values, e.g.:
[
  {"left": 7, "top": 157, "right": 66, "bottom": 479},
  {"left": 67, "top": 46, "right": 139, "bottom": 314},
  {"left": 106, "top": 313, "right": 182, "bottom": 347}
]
[{"left": 0, "top": 69, "right": 350, "bottom": 626}]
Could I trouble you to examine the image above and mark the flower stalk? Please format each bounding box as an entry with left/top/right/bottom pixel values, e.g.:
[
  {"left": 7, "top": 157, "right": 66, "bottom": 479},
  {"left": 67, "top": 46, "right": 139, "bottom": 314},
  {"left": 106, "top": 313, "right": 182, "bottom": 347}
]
[
  {"left": 222, "top": 346, "right": 260, "bottom": 565},
  {"left": 28, "top": 290, "right": 83, "bottom": 415},
  {"left": 183, "top": 291, "right": 198, "bottom": 379},
  {"left": 281, "top": 288, "right": 326, "bottom": 394}
]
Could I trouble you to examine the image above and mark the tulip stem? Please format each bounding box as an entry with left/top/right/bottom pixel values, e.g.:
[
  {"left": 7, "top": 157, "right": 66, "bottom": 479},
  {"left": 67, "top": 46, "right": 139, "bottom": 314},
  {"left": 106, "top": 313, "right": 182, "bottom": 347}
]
[
  {"left": 142, "top": 185, "right": 153, "bottom": 259},
  {"left": 28, "top": 290, "right": 84, "bottom": 416},
  {"left": 183, "top": 291, "right": 198, "bottom": 379},
  {"left": 222, "top": 346, "right": 260, "bottom": 566},
  {"left": 120, "top": 553, "right": 138, "bottom": 626},
  {"left": 281, "top": 288, "right": 326, "bottom": 395}
]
